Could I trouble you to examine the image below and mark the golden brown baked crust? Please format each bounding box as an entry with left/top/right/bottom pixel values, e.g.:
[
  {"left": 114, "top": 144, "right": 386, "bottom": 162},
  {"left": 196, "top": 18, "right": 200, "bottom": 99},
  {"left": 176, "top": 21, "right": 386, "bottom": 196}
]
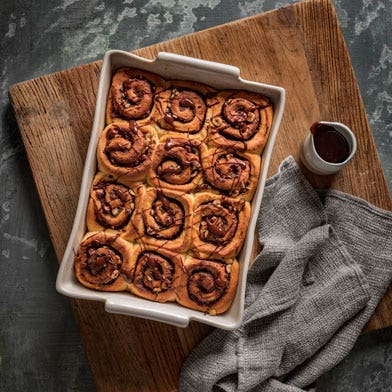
[
  {"left": 191, "top": 193, "right": 251, "bottom": 261},
  {"left": 177, "top": 257, "right": 239, "bottom": 314},
  {"left": 97, "top": 121, "right": 158, "bottom": 183},
  {"left": 124, "top": 245, "right": 184, "bottom": 303},
  {"left": 86, "top": 172, "right": 144, "bottom": 241},
  {"left": 153, "top": 80, "right": 216, "bottom": 140},
  {"left": 106, "top": 67, "right": 166, "bottom": 125},
  {"left": 148, "top": 136, "right": 203, "bottom": 193},
  {"left": 74, "top": 232, "right": 133, "bottom": 291},
  {"left": 200, "top": 144, "right": 260, "bottom": 200},
  {"left": 75, "top": 68, "right": 274, "bottom": 315},
  {"left": 134, "top": 186, "right": 193, "bottom": 252},
  {"left": 206, "top": 90, "right": 273, "bottom": 154}
]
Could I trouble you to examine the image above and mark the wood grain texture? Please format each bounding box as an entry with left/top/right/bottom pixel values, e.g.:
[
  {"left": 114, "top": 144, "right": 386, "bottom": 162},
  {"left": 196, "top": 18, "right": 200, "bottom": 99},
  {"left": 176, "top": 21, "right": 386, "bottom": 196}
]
[{"left": 9, "top": 0, "right": 392, "bottom": 390}]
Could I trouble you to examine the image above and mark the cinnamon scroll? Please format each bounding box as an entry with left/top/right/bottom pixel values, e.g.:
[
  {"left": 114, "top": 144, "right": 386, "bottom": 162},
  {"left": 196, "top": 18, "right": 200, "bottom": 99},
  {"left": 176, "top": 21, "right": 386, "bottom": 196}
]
[
  {"left": 86, "top": 173, "right": 143, "bottom": 241},
  {"left": 177, "top": 257, "right": 239, "bottom": 314},
  {"left": 148, "top": 137, "right": 203, "bottom": 193},
  {"left": 75, "top": 66, "right": 276, "bottom": 316},
  {"left": 97, "top": 121, "right": 157, "bottom": 183},
  {"left": 106, "top": 67, "right": 166, "bottom": 125},
  {"left": 124, "top": 246, "right": 184, "bottom": 303},
  {"left": 74, "top": 232, "right": 132, "bottom": 291},
  {"left": 207, "top": 90, "right": 273, "bottom": 153},
  {"left": 154, "top": 80, "right": 216, "bottom": 139},
  {"left": 191, "top": 193, "right": 250, "bottom": 261},
  {"left": 200, "top": 145, "right": 260, "bottom": 200},
  {"left": 134, "top": 187, "right": 192, "bottom": 252}
]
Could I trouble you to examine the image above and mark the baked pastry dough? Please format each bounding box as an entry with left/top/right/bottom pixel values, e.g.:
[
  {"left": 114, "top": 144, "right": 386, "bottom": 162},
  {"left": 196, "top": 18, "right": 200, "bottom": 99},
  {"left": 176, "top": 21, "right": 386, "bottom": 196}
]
[
  {"left": 86, "top": 172, "right": 144, "bottom": 241},
  {"left": 97, "top": 121, "right": 157, "bottom": 183},
  {"left": 191, "top": 193, "right": 250, "bottom": 261},
  {"left": 200, "top": 145, "right": 260, "bottom": 200},
  {"left": 134, "top": 186, "right": 193, "bottom": 252},
  {"left": 207, "top": 90, "right": 273, "bottom": 153},
  {"left": 148, "top": 136, "right": 203, "bottom": 193},
  {"left": 74, "top": 232, "right": 132, "bottom": 291},
  {"left": 154, "top": 80, "right": 216, "bottom": 139},
  {"left": 177, "top": 257, "right": 239, "bottom": 314},
  {"left": 75, "top": 67, "right": 275, "bottom": 315},
  {"left": 106, "top": 67, "right": 166, "bottom": 125},
  {"left": 124, "top": 245, "right": 184, "bottom": 303}
]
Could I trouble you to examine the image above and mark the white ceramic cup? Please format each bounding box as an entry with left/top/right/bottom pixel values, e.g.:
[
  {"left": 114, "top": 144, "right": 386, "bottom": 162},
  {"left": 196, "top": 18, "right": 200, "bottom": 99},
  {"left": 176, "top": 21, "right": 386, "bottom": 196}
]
[{"left": 300, "top": 121, "right": 357, "bottom": 175}]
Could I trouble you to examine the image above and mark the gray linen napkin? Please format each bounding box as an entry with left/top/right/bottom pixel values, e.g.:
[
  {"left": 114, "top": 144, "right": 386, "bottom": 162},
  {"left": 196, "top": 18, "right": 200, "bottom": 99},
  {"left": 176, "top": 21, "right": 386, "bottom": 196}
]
[{"left": 179, "top": 156, "right": 392, "bottom": 392}]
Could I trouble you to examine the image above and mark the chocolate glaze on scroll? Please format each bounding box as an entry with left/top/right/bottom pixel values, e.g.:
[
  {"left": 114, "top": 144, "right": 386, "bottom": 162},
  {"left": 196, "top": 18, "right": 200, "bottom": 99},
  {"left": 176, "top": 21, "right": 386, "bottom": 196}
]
[
  {"left": 200, "top": 145, "right": 260, "bottom": 200},
  {"left": 148, "top": 136, "right": 203, "bottom": 193},
  {"left": 124, "top": 246, "right": 184, "bottom": 302},
  {"left": 207, "top": 90, "right": 273, "bottom": 153},
  {"left": 134, "top": 186, "right": 193, "bottom": 252},
  {"left": 177, "top": 257, "right": 239, "bottom": 314},
  {"left": 97, "top": 121, "right": 157, "bottom": 183},
  {"left": 75, "top": 66, "right": 275, "bottom": 315},
  {"left": 191, "top": 193, "right": 251, "bottom": 261},
  {"left": 86, "top": 172, "right": 144, "bottom": 241},
  {"left": 106, "top": 67, "right": 166, "bottom": 125},
  {"left": 154, "top": 80, "right": 216, "bottom": 140},
  {"left": 74, "top": 232, "right": 132, "bottom": 291}
]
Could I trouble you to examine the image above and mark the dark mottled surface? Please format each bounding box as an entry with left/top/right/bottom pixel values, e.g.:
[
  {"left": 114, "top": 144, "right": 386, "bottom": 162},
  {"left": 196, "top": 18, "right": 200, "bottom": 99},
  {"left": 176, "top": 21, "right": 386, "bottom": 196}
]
[{"left": 0, "top": 1, "right": 391, "bottom": 391}]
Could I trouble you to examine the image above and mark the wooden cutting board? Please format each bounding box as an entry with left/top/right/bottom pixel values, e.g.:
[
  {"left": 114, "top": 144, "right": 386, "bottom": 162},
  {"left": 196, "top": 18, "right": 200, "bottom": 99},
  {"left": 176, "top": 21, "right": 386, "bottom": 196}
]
[{"left": 9, "top": 0, "right": 392, "bottom": 390}]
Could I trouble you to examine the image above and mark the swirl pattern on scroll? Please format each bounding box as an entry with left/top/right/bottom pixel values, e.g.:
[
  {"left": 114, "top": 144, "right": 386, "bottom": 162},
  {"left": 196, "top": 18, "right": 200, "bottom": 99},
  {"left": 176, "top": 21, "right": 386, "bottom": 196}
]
[
  {"left": 87, "top": 173, "right": 143, "bottom": 240},
  {"left": 106, "top": 67, "right": 166, "bottom": 124},
  {"left": 97, "top": 121, "right": 157, "bottom": 182},
  {"left": 207, "top": 90, "right": 273, "bottom": 153},
  {"left": 177, "top": 258, "right": 239, "bottom": 314},
  {"left": 74, "top": 232, "right": 132, "bottom": 291},
  {"left": 148, "top": 137, "right": 203, "bottom": 192},
  {"left": 201, "top": 145, "right": 260, "bottom": 200},
  {"left": 154, "top": 81, "right": 216, "bottom": 137},
  {"left": 125, "top": 247, "right": 183, "bottom": 302},
  {"left": 191, "top": 193, "right": 250, "bottom": 260},
  {"left": 76, "top": 67, "right": 276, "bottom": 315},
  {"left": 135, "top": 187, "right": 192, "bottom": 252}
]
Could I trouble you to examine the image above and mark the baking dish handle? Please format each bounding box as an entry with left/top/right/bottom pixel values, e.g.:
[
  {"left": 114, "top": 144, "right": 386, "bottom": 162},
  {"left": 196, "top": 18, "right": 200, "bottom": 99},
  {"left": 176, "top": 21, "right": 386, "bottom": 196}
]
[
  {"left": 104, "top": 300, "right": 190, "bottom": 328},
  {"left": 156, "top": 52, "right": 240, "bottom": 77}
]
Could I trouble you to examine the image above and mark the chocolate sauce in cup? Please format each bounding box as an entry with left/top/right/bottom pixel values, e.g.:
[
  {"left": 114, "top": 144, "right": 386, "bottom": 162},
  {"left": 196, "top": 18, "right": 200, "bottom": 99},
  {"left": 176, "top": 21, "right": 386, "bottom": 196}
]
[{"left": 301, "top": 121, "right": 357, "bottom": 175}]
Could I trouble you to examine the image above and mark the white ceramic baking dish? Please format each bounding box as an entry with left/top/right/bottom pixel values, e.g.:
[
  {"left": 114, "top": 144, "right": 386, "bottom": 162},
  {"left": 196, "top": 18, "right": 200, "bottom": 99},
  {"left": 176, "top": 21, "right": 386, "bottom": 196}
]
[{"left": 56, "top": 50, "right": 285, "bottom": 330}]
